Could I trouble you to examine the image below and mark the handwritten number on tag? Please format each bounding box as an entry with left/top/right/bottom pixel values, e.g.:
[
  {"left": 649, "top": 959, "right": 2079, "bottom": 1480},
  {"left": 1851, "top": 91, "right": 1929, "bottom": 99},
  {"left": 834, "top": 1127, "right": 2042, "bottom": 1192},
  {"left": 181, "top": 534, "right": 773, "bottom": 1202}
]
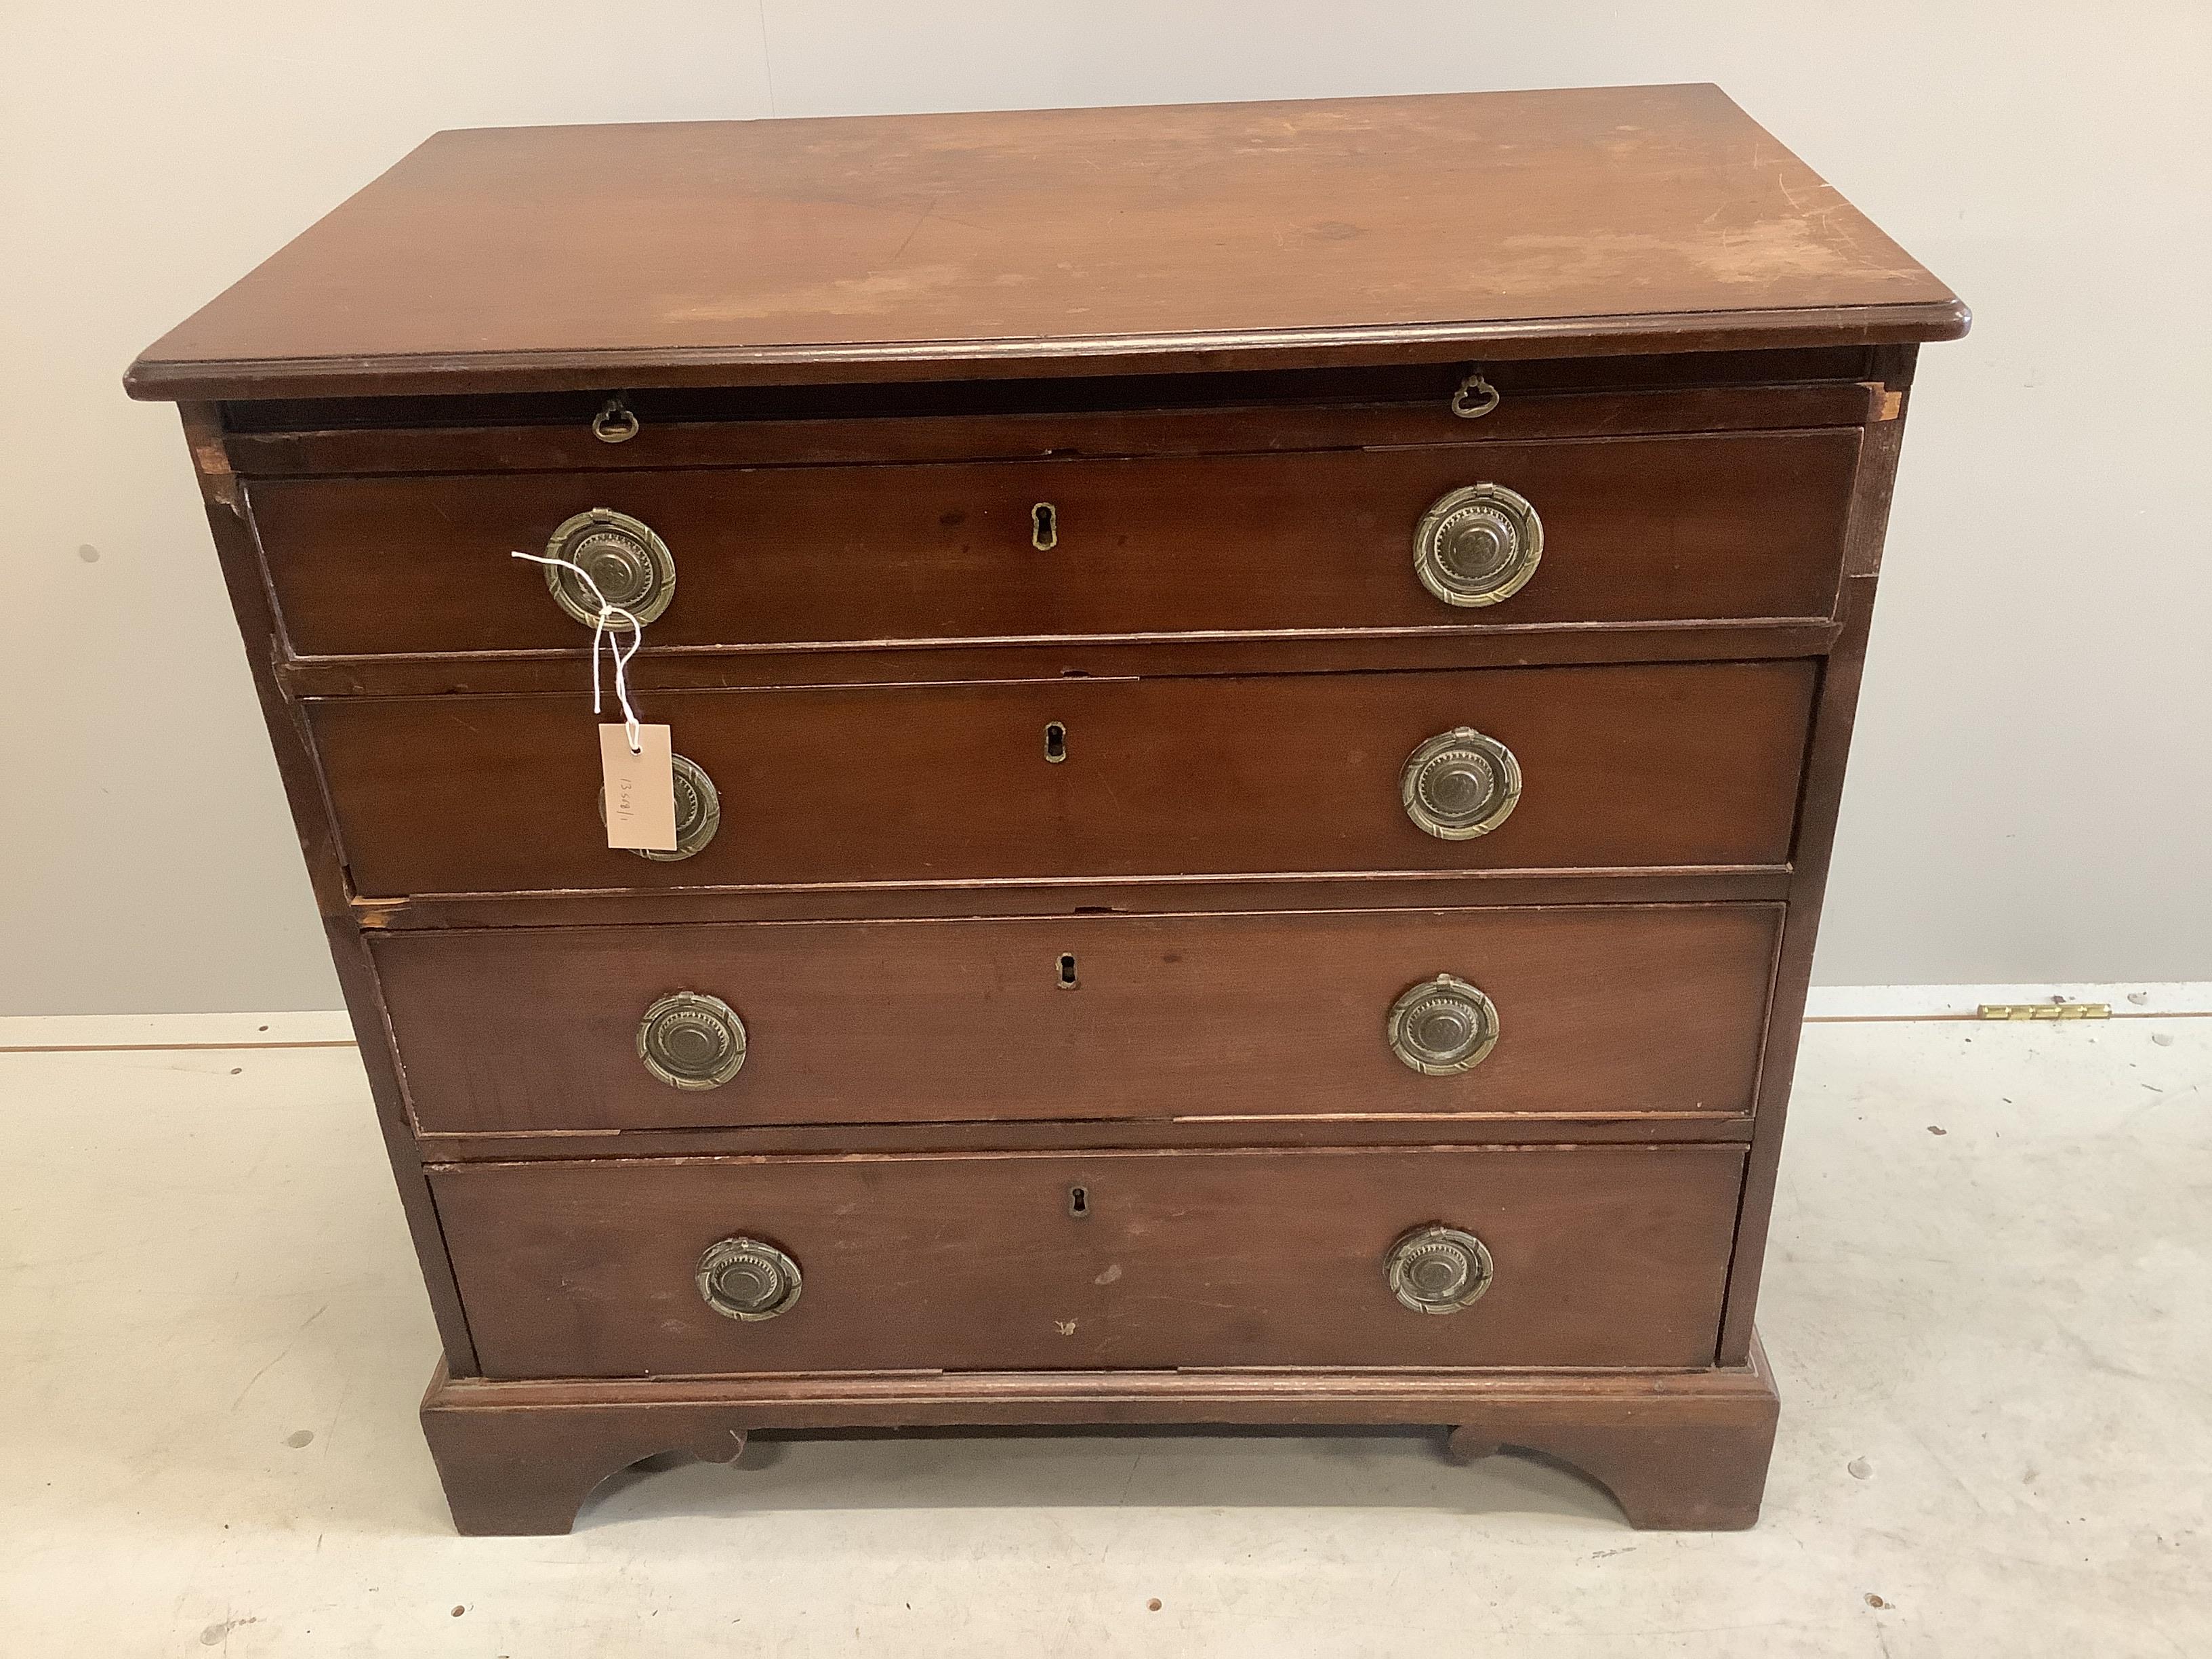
[{"left": 600, "top": 723, "right": 677, "bottom": 851}]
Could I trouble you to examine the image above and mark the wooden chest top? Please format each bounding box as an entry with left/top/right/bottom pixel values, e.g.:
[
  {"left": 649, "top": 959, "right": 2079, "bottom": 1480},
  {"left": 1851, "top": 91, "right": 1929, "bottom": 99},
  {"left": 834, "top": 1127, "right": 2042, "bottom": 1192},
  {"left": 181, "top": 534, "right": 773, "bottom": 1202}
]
[{"left": 124, "top": 84, "right": 1963, "bottom": 402}]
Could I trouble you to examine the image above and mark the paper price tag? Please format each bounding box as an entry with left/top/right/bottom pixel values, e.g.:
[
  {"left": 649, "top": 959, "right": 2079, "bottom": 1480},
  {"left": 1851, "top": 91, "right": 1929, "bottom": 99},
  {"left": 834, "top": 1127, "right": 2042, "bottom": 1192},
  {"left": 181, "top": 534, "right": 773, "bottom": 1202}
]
[{"left": 599, "top": 724, "right": 677, "bottom": 851}]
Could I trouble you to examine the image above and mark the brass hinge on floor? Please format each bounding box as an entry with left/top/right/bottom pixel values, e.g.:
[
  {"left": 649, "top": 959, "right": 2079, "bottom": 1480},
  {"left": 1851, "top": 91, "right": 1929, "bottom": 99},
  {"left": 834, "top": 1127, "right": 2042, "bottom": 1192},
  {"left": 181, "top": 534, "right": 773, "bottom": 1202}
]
[{"left": 1976, "top": 1002, "right": 2111, "bottom": 1021}]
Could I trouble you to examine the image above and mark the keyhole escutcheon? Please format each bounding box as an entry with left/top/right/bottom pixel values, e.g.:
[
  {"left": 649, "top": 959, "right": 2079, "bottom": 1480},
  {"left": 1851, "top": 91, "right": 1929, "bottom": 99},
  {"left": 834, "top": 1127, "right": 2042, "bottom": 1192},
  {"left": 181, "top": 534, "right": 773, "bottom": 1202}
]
[
  {"left": 1044, "top": 721, "right": 1068, "bottom": 764},
  {"left": 1057, "top": 952, "right": 1079, "bottom": 989},
  {"left": 1068, "top": 1185, "right": 1090, "bottom": 1218},
  {"left": 1032, "top": 501, "right": 1059, "bottom": 551}
]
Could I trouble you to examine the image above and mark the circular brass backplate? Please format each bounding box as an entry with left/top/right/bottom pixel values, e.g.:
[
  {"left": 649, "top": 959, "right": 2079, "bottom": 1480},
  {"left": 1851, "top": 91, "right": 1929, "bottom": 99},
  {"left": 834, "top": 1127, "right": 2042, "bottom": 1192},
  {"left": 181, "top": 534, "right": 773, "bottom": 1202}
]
[
  {"left": 598, "top": 752, "right": 721, "bottom": 861},
  {"left": 544, "top": 508, "right": 675, "bottom": 628},
  {"left": 1414, "top": 483, "right": 1542, "bottom": 607},
  {"left": 1386, "top": 1224, "right": 1495, "bottom": 1315},
  {"left": 696, "top": 1236, "right": 802, "bottom": 1322},
  {"left": 638, "top": 990, "right": 748, "bottom": 1090},
  {"left": 1386, "top": 974, "right": 1500, "bottom": 1076},
  {"left": 1400, "top": 727, "right": 1521, "bottom": 840}
]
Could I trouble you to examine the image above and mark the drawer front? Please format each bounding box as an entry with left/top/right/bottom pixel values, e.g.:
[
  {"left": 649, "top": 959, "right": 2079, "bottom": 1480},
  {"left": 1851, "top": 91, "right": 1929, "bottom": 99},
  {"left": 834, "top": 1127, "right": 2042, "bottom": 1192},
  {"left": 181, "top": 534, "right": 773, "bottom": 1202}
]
[
  {"left": 378, "top": 904, "right": 1780, "bottom": 1134},
  {"left": 312, "top": 662, "right": 1815, "bottom": 898},
  {"left": 431, "top": 1145, "right": 1746, "bottom": 1378},
  {"left": 251, "top": 430, "right": 1860, "bottom": 659}
]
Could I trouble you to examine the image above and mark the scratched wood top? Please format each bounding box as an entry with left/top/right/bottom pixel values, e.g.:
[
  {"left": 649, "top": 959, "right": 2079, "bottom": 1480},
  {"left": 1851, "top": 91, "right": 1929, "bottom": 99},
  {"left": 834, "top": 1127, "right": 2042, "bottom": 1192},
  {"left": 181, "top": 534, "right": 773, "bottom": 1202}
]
[{"left": 127, "top": 84, "right": 1963, "bottom": 401}]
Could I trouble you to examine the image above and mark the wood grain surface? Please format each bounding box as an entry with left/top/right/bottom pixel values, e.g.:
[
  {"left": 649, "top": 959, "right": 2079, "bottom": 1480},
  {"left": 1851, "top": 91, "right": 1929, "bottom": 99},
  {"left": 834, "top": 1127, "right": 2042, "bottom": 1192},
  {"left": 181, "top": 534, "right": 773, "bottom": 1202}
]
[
  {"left": 308, "top": 662, "right": 1818, "bottom": 898},
  {"left": 252, "top": 429, "right": 1859, "bottom": 659},
  {"left": 220, "top": 364, "right": 1879, "bottom": 477},
  {"left": 126, "top": 86, "right": 1963, "bottom": 401},
  {"left": 373, "top": 902, "right": 1782, "bottom": 1133},
  {"left": 420, "top": 1344, "right": 1781, "bottom": 1533},
  {"left": 430, "top": 1145, "right": 1747, "bottom": 1378}
]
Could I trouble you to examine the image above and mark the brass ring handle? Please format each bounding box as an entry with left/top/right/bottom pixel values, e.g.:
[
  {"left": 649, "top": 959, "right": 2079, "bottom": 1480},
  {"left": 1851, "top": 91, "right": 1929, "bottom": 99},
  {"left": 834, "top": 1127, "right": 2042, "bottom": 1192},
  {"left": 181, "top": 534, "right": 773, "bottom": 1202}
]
[
  {"left": 591, "top": 396, "right": 641, "bottom": 444},
  {"left": 1448, "top": 370, "right": 1500, "bottom": 419},
  {"left": 1387, "top": 974, "right": 1499, "bottom": 1075},
  {"left": 1386, "top": 1224, "right": 1494, "bottom": 1314},
  {"left": 1401, "top": 727, "right": 1521, "bottom": 840},
  {"left": 599, "top": 752, "right": 721, "bottom": 861},
  {"left": 638, "top": 991, "right": 748, "bottom": 1090},
  {"left": 544, "top": 507, "right": 675, "bottom": 628},
  {"left": 1414, "top": 483, "right": 1542, "bottom": 607},
  {"left": 697, "top": 1236, "right": 802, "bottom": 1322}
]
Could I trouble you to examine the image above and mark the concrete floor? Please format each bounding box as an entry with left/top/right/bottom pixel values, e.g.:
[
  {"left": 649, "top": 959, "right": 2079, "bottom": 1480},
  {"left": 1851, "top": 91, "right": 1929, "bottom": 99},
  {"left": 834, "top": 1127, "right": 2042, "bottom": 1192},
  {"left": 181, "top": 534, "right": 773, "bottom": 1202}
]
[{"left": 1, "top": 1010, "right": 2205, "bottom": 1656}]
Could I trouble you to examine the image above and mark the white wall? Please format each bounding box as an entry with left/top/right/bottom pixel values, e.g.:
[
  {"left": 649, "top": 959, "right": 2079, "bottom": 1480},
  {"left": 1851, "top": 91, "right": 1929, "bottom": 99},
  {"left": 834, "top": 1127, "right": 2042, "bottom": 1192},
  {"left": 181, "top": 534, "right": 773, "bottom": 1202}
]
[{"left": 4, "top": 1, "right": 2207, "bottom": 1013}]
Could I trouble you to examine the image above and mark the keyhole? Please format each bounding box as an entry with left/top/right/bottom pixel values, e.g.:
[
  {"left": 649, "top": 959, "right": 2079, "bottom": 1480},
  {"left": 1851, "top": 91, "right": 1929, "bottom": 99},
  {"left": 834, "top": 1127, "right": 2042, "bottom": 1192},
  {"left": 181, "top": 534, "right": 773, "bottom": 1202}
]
[
  {"left": 1057, "top": 952, "right": 1079, "bottom": 989},
  {"left": 1044, "top": 721, "right": 1067, "bottom": 763},
  {"left": 1068, "top": 1185, "right": 1090, "bottom": 1218},
  {"left": 1031, "top": 501, "right": 1059, "bottom": 551}
]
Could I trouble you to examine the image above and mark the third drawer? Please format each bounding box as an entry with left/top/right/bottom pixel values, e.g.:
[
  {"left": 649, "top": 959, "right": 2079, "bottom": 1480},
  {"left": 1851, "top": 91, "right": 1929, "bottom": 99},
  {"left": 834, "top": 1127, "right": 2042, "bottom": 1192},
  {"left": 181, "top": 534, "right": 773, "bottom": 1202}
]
[{"left": 377, "top": 903, "right": 1781, "bottom": 1134}]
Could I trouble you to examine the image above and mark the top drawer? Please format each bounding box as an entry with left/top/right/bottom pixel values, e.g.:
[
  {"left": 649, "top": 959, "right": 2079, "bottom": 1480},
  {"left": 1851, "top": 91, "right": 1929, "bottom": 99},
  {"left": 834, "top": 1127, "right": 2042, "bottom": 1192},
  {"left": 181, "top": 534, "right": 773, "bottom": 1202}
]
[{"left": 247, "top": 428, "right": 1860, "bottom": 661}]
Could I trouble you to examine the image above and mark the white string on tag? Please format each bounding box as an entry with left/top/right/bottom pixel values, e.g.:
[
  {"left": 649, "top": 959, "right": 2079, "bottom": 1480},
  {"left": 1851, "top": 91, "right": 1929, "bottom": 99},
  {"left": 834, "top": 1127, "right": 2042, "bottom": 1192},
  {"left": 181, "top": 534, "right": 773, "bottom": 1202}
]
[{"left": 509, "top": 551, "right": 647, "bottom": 752}]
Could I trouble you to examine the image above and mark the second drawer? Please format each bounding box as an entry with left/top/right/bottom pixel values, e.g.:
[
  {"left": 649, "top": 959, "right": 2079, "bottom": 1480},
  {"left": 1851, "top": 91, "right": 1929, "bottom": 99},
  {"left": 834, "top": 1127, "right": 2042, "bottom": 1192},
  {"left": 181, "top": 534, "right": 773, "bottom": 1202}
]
[
  {"left": 313, "top": 661, "right": 1816, "bottom": 898},
  {"left": 377, "top": 903, "right": 1780, "bottom": 1133}
]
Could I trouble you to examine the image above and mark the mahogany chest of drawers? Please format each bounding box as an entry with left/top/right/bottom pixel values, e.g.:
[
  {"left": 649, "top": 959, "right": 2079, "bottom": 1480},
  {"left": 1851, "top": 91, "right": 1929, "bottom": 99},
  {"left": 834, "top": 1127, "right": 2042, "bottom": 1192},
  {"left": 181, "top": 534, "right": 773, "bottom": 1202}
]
[{"left": 127, "top": 85, "right": 1964, "bottom": 1534}]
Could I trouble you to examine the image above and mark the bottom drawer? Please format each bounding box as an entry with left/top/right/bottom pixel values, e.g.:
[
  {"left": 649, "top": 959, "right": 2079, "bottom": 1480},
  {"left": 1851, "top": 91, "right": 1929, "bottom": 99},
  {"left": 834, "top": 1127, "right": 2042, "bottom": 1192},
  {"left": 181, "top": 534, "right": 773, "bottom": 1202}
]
[{"left": 432, "top": 1146, "right": 1746, "bottom": 1380}]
